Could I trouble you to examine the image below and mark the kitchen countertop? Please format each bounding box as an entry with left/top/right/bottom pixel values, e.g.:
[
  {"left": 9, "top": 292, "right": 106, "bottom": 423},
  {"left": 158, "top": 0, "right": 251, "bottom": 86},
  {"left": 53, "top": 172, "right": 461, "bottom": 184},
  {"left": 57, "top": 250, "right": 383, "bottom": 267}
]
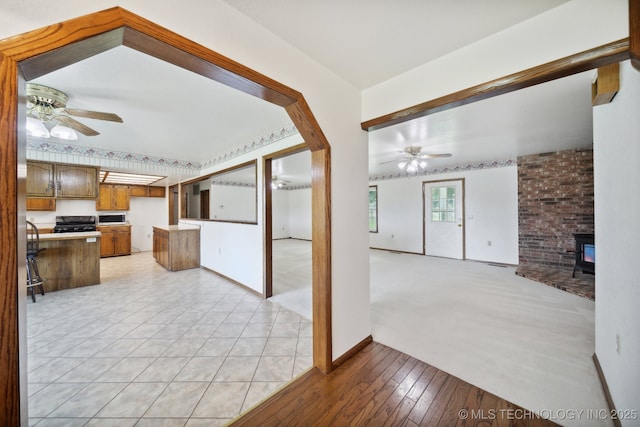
[
  {"left": 153, "top": 224, "right": 201, "bottom": 231},
  {"left": 39, "top": 231, "right": 101, "bottom": 241}
]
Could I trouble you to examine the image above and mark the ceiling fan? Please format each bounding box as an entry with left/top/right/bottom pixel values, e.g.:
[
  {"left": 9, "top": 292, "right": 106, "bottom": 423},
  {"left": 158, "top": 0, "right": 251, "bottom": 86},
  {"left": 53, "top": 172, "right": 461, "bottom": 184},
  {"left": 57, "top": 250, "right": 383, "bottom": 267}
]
[
  {"left": 271, "top": 175, "right": 290, "bottom": 189},
  {"left": 380, "top": 145, "right": 452, "bottom": 173},
  {"left": 26, "top": 83, "right": 123, "bottom": 138}
]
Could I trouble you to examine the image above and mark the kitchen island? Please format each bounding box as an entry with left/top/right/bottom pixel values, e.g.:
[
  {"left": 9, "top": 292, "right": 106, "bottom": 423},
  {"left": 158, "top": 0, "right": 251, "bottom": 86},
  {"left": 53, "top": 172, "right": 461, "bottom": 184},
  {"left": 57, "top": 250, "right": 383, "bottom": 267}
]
[
  {"left": 37, "top": 231, "right": 101, "bottom": 291},
  {"left": 153, "top": 225, "right": 200, "bottom": 271}
]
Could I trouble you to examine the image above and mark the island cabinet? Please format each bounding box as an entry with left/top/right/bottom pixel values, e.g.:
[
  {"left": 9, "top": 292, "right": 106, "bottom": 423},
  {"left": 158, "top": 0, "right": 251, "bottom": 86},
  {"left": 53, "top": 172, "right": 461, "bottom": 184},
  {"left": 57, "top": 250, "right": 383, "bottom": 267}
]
[
  {"left": 97, "top": 225, "right": 131, "bottom": 257},
  {"left": 37, "top": 232, "right": 101, "bottom": 291},
  {"left": 153, "top": 225, "right": 200, "bottom": 271}
]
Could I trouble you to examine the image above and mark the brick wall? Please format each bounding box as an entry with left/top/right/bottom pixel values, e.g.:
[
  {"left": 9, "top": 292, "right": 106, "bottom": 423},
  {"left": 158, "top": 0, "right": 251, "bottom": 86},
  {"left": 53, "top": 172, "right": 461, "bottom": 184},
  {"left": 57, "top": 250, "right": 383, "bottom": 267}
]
[{"left": 518, "top": 149, "right": 594, "bottom": 268}]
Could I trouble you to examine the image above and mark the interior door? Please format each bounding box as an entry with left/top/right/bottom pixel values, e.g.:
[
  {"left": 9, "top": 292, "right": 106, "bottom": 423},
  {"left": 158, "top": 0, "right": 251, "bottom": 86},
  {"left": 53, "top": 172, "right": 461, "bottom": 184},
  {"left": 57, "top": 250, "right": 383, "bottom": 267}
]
[{"left": 424, "top": 179, "right": 464, "bottom": 259}]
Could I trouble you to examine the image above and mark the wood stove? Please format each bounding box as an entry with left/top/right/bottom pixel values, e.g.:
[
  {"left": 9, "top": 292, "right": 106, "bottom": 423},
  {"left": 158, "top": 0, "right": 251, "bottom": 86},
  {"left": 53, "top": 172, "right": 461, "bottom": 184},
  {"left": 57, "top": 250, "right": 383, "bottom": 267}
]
[{"left": 573, "top": 233, "right": 595, "bottom": 277}]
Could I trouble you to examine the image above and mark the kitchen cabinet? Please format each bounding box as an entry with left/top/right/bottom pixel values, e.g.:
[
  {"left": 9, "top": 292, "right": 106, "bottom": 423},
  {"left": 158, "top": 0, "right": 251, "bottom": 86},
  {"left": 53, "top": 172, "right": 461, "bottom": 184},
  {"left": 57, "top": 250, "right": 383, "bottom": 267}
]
[
  {"left": 148, "top": 186, "right": 166, "bottom": 197},
  {"left": 26, "top": 161, "right": 55, "bottom": 197},
  {"left": 153, "top": 225, "right": 200, "bottom": 271},
  {"left": 26, "top": 198, "right": 56, "bottom": 211},
  {"left": 37, "top": 232, "right": 101, "bottom": 291},
  {"left": 98, "top": 225, "right": 131, "bottom": 257},
  {"left": 129, "top": 185, "right": 166, "bottom": 198},
  {"left": 55, "top": 164, "right": 99, "bottom": 198},
  {"left": 27, "top": 161, "right": 98, "bottom": 200},
  {"left": 97, "top": 184, "right": 130, "bottom": 211}
]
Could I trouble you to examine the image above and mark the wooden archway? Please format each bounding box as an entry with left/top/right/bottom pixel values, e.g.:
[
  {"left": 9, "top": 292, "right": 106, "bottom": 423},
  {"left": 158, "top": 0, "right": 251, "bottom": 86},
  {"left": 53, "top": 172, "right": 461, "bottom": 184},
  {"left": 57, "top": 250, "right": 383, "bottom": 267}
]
[{"left": 0, "top": 7, "right": 332, "bottom": 424}]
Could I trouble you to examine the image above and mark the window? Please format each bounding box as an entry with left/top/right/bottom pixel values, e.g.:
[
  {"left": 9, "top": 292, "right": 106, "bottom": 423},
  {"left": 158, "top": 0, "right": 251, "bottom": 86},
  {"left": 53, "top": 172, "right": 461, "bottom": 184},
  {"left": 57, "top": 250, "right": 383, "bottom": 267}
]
[
  {"left": 369, "top": 185, "right": 378, "bottom": 232},
  {"left": 431, "top": 186, "right": 455, "bottom": 222}
]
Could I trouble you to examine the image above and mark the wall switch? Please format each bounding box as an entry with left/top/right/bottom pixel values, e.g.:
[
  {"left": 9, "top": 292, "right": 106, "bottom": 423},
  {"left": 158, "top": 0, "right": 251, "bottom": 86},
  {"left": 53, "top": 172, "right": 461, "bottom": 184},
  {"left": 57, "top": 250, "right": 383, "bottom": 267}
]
[
  {"left": 616, "top": 333, "right": 621, "bottom": 355},
  {"left": 487, "top": 240, "right": 492, "bottom": 246}
]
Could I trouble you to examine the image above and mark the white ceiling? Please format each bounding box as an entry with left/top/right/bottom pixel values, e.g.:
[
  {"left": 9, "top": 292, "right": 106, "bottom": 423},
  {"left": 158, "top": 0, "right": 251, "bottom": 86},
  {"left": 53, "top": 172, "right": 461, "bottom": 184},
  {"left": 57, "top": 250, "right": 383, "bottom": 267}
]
[
  {"left": 222, "top": 0, "right": 570, "bottom": 89},
  {"left": 27, "top": 1, "right": 596, "bottom": 187}
]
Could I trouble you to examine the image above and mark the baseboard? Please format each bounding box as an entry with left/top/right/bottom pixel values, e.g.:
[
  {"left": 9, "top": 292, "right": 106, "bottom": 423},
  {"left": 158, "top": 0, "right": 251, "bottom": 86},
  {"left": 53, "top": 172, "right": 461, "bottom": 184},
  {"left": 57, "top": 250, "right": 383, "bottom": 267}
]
[
  {"left": 200, "top": 266, "right": 264, "bottom": 298},
  {"left": 332, "top": 335, "right": 373, "bottom": 370},
  {"left": 369, "top": 247, "right": 424, "bottom": 256},
  {"left": 593, "top": 353, "right": 622, "bottom": 427}
]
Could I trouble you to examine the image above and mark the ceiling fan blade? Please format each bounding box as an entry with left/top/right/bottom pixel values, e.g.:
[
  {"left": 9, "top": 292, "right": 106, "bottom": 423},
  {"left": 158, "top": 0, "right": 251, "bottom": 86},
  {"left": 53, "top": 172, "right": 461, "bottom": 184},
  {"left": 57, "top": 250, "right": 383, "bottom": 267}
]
[
  {"left": 53, "top": 115, "right": 100, "bottom": 136},
  {"left": 62, "top": 108, "right": 123, "bottom": 123},
  {"left": 379, "top": 159, "right": 403, "bottom": 165}
]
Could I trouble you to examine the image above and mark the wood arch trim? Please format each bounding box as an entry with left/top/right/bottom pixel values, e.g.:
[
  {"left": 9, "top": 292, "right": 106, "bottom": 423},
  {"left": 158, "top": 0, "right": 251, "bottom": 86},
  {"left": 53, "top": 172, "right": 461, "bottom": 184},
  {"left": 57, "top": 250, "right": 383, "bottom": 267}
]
[
  {"left": 0, "top": 7, "right": 332, "bottom": 425},
  {"left": 631, "top": 0, "right": 640, "bottom": 70},
  {"left": 361, "top": 38, "right": 631, "bottom": 132}
]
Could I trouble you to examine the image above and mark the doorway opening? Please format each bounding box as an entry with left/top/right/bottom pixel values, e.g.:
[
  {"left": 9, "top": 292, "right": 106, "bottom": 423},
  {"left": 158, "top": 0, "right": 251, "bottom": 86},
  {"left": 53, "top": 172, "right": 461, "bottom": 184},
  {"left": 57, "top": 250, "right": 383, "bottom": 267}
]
[{"left": 0, "top": 8, "right": 332, "bottom": 423}]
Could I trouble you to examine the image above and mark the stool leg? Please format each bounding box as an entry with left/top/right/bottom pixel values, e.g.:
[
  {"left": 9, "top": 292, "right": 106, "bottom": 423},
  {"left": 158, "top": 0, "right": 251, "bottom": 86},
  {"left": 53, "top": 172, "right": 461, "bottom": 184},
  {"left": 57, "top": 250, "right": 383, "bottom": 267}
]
[{"left": 32, "top": 259, "right": 45, "bottom": 295}]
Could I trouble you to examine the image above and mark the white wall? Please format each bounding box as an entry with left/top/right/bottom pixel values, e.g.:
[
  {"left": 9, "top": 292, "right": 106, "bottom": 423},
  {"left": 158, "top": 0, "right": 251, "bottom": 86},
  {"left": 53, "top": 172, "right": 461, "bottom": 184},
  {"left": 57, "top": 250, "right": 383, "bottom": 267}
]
[
  {"left": 210, "top": 185, "right": 256, "bottom": 222},
  {"left": 370, "top": 165, "right": 518, "bottom": 264},
  {"left": 272, "top": 189, "right": 290, "bottom": 239},
  {"left": 593, "top": 60, "right": 640, "bottom": 425},
  {"left": 288, "top": 189, "right": 312, "bottom": 240},
  {"left": 27, "top": 196, "right": 167, "bottom": 252},
  {"left": 128, "top": 197, "right": 167, "bottom": 252}
]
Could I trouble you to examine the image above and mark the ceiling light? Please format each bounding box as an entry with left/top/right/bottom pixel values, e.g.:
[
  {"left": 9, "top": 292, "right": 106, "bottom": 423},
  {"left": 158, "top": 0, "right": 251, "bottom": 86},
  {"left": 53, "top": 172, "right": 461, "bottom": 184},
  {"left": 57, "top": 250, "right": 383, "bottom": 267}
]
[
  {"left": 100, "top": 170, "right": 165, "bottom": 186},
  {"left": 26, "top": 117, "right": 50, "bottom": 138},
  {"left": 50, "top": 125, "right": 78, "bottom": 140},
  {"left": 398, "top": 158, "right": 426, "bottom": 173}
]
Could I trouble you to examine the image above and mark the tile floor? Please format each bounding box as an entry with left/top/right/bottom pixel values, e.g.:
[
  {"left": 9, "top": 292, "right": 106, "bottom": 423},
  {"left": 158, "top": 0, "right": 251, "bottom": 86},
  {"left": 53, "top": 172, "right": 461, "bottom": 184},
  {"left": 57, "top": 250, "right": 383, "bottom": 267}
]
[{"left": 26, "top": 252, "right": 312, "bottom": 426}]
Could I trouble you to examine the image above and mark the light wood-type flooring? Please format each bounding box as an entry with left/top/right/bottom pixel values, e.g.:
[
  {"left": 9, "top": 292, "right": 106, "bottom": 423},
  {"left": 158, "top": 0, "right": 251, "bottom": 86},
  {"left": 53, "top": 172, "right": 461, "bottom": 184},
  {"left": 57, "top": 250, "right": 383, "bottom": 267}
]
[{"left": 230, "top": 341, "right": 558, "bottom": 426}]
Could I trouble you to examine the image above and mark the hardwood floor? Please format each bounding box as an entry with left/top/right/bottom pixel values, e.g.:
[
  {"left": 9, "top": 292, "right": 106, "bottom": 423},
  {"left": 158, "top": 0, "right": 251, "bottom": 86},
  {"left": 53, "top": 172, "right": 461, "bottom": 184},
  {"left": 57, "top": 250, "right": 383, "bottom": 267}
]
[{"left": 230, "top": 342, "right": 558, "bottom": 427}]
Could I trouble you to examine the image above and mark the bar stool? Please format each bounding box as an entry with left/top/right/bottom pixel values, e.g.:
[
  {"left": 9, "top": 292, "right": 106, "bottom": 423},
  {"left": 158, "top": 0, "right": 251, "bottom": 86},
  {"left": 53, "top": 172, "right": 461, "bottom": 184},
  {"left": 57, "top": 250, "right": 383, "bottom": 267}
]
[{"left": 26, "top": 221, "right": 46, "bottom": 302}]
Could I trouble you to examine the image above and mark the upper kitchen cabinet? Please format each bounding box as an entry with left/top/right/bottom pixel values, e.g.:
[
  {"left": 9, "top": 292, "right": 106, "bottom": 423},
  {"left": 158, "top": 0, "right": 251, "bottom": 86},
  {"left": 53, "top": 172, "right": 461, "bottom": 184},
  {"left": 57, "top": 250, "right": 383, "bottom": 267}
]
[
  {"left": 97, "top": 184, "right": 130, "bottom": 211},
  {"left": 27, "top": 161, "right": 99, "bottom": 199},
  {"left": 55, "top": 164, "right": 99, "bottom": 199},
  {"left": 26, "top": 161, "right": 55, "bottom": 197}
]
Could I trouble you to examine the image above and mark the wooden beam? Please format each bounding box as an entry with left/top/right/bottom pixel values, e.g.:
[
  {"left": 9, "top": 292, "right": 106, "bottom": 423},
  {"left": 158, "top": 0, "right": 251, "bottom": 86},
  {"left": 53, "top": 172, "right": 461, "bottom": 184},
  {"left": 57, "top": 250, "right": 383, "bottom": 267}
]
[
  {"left": 592, "top": 63, "right": 620, "bottom": 105},
  {"left": 312, "top": 148, "right": 332, "bottom": 373},
  {"left": 362, "top": 39, "right": 630, "bottom": 132},
  {"left": 631, "top": 0, "right": 640, "bottom": 71}
]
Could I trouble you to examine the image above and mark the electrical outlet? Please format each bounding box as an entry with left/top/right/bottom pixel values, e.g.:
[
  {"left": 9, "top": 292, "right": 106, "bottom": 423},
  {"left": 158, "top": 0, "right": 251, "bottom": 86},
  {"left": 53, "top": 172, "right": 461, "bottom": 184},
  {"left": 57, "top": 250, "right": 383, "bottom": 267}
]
[
  {"left": 487, "top": 240, "right": 492, "bottom": 246},
  {"left": 391, "top": 234, "right": 394, "bottom": 239}
]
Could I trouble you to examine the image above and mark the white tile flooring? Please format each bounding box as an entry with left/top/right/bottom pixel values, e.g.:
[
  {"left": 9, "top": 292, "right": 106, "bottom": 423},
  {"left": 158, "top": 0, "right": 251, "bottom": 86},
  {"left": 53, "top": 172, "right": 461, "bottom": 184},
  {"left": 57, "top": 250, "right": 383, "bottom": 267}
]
[
  {"left": 272, "top": 239, "right": 612, "bottom": 427},
  {"left": 26, "top": 252, "right": 312, "bottom": 426}
]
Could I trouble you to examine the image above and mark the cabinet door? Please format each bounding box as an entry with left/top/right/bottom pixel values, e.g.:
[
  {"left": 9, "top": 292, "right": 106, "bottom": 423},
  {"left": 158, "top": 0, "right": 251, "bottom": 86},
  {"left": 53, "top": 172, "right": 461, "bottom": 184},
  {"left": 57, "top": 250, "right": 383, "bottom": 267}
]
[
  {"left": 114, "top": 229, "right": 131, "bottom": 255},
  {"left": 56, "top": 165, "right": 98, "bottom": 198},
  {"left": 97, "top": 185, "right": 113, "bottom": 211},
  {"left": 26, "top": 198, "right": 56, "bottom": 211},
  {"left": 113, "top": 186, "right": 130, "bottom": 210},
  {"left": 26, "top": 162, "right": 55, "bottom": 197},
  {"left": 99, "top": 229, "right": 115, "bottom": 257},
  {"left": 148, "top": 186, "right": 166, "bottom": 197}
]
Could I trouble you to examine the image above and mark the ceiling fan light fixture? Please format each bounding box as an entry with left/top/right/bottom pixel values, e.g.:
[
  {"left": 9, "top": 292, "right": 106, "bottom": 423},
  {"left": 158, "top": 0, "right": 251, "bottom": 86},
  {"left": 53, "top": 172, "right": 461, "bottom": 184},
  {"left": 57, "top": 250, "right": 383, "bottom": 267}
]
[
  {"left": 26, "top": 117, "right": 50, "bottom": 138},
  {"left": 50, "top": 125, "right": 78, "bottom": 140}
]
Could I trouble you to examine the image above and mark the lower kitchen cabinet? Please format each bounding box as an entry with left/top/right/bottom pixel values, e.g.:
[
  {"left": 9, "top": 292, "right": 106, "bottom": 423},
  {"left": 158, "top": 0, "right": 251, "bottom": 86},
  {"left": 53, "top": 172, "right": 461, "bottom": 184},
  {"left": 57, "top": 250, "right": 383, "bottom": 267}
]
[
  {"left": 98, "top": 225, "right": 131, "bottom": 257},
  {"left": 153, "top": 225, "right": 200, "bottom": 271}
]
